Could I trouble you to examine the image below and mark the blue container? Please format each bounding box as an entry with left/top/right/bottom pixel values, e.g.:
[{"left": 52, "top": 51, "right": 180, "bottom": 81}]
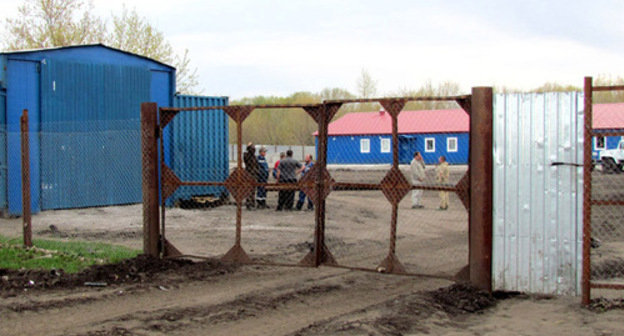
[
  {"left": 0, "top": 87, "right": 6, "bottom": 211},
  {"left": 166, "top": 95, "right": 229, "bottom": 204},
  {"left": 0, "top": 44, "right": 175, "bottom": 215}
]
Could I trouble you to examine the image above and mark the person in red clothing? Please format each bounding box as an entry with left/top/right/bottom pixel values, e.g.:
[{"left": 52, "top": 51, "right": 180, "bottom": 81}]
[{"left": 272, "top": 152, "right": 285, "bottom": 180}]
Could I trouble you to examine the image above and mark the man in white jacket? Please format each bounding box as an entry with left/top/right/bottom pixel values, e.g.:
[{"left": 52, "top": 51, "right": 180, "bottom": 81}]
[{"left": 410, "top": 151, "right": 426, "bottom": 209}]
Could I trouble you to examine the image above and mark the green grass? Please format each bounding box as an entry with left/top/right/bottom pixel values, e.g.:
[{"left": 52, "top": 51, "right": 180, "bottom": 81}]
[{"left": 0, "top": 235, "right": 140, "bottom": 273}]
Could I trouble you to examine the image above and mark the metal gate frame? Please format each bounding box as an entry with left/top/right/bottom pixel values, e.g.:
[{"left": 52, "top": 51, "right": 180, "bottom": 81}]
[
  {"left": 582, "top": 76, "right": 624, "bottom": 304},
  {"left": 141, "top": 87, "right": 493, "bottom": 290}
]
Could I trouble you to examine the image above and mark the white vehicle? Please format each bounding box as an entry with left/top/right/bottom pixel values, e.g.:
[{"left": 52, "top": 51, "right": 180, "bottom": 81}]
[{"left": 598, "top": 140, "right": 624, "bottom": 173}]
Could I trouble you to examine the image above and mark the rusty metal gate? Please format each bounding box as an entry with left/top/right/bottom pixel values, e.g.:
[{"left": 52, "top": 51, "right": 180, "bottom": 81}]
[
  {"left": 141, "top": 88, "right": 493, "bottom": 289},
  {"left": 582, "top": 77, "right": 624, "bottom": 304}
]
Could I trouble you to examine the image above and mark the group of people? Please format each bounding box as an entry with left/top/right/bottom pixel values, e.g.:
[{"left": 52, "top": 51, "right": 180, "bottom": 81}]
[
  {"left": 243, "top": 142, "right": 314, "bottom": 212},
  {"left": 410, "top": 151, "right": 450, "bottom": 210}
]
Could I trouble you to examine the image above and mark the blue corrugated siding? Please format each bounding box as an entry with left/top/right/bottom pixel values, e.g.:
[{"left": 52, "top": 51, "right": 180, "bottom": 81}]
[
  {"left": 39, "top": 60, "right": 151, "bottom": 210},
  {"left": 6, "top": 59, "right": 40, "bottom": 215},
  {"left": 0, "top": 88, "right": 6, "bottom": 210},
  {"left": 324, "top": 133, "right": 469, "bottom": 165},
  {"left": 166, "top": 95, "right": 229, "bottom": 204},
  {"left": 1, "top": 45, "right": 175, "bottom": 215}
]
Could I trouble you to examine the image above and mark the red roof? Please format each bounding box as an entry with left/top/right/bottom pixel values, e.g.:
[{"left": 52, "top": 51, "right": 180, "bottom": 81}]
[
  {"left": 325, "top": 109, "right": 469, "bottom": 136},
  {"left": 319, "top": 103, "right": 624, "bottom": 136},
  {"left": 593, "top": 103, "right": 624, "bottom": 130}
]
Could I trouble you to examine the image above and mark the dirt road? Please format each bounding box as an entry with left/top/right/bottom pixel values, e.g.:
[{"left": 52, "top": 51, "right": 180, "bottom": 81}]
[{"left": 1, "top": 167, "right": 622, "bottom": 335}]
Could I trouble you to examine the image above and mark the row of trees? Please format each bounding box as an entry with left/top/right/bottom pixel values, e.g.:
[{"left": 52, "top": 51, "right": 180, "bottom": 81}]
[
  {"left": 3, "top": 2, "right": 622, "bottom": 146},
  {"left": 2, "top": 0, "right": 199, "bottom": 93},
  {"left": 232, "top": 74, "right": 624, "bottom": 146}
]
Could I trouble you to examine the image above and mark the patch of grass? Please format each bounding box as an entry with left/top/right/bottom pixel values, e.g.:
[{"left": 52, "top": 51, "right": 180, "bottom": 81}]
[{"left": 0, "top": 235, "right": 140, "bottom": 273}]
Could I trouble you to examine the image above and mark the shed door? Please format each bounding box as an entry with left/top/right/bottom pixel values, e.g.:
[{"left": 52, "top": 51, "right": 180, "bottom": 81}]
[{"left": 39, "top": 60, "right": 151, "bottom": 210}]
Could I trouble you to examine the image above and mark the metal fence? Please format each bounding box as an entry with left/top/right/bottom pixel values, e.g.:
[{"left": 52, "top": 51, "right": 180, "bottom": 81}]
[
  {"left": 145, "top": 91, "right": 492, "bottom": 287},
  {"left": 583, "top": 77, "right": 624, "bottom": 304},
  {"left": 3, "top": 116, "right": 142, "bottom": 216}
]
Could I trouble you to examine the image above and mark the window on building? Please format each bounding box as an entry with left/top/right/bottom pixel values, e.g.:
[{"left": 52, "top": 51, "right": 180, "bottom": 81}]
[
  {"left": 425, "top": 137, "right": 435, "bottom": 152},
  {"left": 380, "top": 138, "right": 391, "bottom": 153},
  {"left": 595, "top": 136, "right": 606, "bottom": 150},
  {"left": 360, "top": 138, "right": 370, "bottom": 153},
  {"left": 447, "top": 137, "right": 458, "bottom": 153}
]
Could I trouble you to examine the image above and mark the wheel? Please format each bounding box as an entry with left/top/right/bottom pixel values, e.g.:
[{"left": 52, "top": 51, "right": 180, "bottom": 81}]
[{"left": 602, "top": 157, "right": 617, "bottom": 174}]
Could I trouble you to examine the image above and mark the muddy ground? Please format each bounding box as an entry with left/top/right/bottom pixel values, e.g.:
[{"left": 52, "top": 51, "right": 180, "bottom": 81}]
[{"left": 0, "top": 166, "right": 623, "bottom": 336}]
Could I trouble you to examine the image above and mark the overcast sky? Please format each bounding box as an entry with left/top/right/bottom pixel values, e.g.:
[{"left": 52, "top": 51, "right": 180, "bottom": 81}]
[{"left": 1, "top": 0, "right": 623, "bottom": 99}]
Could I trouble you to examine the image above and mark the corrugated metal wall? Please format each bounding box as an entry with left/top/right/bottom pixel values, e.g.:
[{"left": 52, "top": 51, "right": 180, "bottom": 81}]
[
  {"left": 6, "top": 59, "right": 41, "bottom": 215},
  {"left": 167, "top": 95, "right": 229, "bottom": 203},
  {"left": 325, "top": 133, "right": 469, "bottom": 165},
  {"left": 493, "top": 92, "right": 584, "bottom": 295},
  {"left": 39, "top": 60, "right": 151, "bottom": 210},
  {"left": 0, "top": 87, "right": 6, "bottom": 210}
]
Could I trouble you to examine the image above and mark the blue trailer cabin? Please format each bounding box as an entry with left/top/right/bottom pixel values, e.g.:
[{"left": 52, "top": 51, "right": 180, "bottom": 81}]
[
  {"left": 320, "top": 109, "right": 470, "bottom": 165},
  {"left": 591, "top": 103, "right": 624, "bottom": 161}
]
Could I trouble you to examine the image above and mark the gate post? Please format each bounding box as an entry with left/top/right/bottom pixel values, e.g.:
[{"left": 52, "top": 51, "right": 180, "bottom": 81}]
[
  {"left": 469, "top": 87, "right": 493, "bottom": 291},
  {"left": 141, "top": 102, "right": 160, "bottom": 257},
  {"left": 20, "top": 110, "right": 32, "bottom": 248},
  {"left": 582, "top": 76, "right": 593, "bottom": 305}
]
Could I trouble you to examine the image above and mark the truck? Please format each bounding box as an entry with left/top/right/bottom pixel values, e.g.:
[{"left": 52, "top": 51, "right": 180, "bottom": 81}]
[{"left": 598, "top": 139, "right": 624, "bottom": 173}]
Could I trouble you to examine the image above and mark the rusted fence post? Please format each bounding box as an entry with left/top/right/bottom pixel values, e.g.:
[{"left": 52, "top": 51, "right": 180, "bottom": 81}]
[
  {"left": 469, "top": 87, "right": 493, "bottom": 291},
  {"left": 141, "top": 103, "right": 160, "bottom": 257},
  {"left": 20, "top": 109, "right": 32, "bottom": 248},
  {"left": 582, "top": 76, "right": 593, "bottom": 305}
]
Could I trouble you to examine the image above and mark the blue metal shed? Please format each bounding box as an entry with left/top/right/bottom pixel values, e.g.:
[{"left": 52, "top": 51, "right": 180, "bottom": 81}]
[
  {"left": 166, "top": 95, "right": 229, "bottom": 205},
  {"left": 0, "top": 44, "right": 175, "bottom": 215}
]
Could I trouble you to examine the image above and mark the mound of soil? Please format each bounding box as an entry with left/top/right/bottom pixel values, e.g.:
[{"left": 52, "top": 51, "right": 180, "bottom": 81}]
[
  {"left": 427, "top": 283, "right": 497, "bottom": 315},
  {"left": 0, "top": 255, "right": 237, "bottom": 296},
  {"left": 589, "top": 297, "right": 624, "bottom": 312}
]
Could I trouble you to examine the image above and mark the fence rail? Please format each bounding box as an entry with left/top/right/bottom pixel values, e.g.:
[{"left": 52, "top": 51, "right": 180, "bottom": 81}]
[{"left": 142, "top": 91, "right": 493, "bottom": 290}]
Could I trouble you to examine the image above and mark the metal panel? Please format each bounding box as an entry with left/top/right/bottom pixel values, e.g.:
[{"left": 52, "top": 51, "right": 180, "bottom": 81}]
[
  {"left": 493, "top": 92, "right": 584, "bottom": 295},
  {"left": 6, "top": 59, "right": 40, "bottom": 215},
  {"left": 0, "top": 88, "right": 6, "bottom": 210},
  {"left": 326, "top": 133, "right": 469, "bottom": 165},
  {"left": 39, "top": 60, "right": 151, "bottom": 210},
  {"left": 167, "top": 95, "right": 229, "bottom": 204}
]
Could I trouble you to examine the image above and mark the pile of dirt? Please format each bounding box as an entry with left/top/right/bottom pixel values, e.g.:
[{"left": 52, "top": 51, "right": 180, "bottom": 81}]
[
  {"left": 588, "top": 297, "right": 624, "bottom": 312},
  {"left": 0, "top": 255, "right": 237, "bottom": 296},
  {"left": 427, "top": 282, "right": 498, "bottom": 315}
]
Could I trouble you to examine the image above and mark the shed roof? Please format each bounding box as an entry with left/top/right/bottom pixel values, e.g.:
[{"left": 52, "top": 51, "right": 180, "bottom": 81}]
[
  {"left": 593, "top": 103, "right": 624, "bottom": 130},
  {"left": 1, "top": 43, "right": 174, "bottom": 70},
  {"left": 326, "top": 109, "right": 469, "bottom": 136}
]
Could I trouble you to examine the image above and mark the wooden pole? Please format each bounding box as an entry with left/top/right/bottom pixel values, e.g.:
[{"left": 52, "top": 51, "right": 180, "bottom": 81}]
[
  {"left": 20, "top": 109, "right": 32, "bottom": 248},
  {"left": 141, "top": 103, "right": 160, "bottom": 257},
  {"left": 469, "top": 87, "right": 493, "bottom": 291}
]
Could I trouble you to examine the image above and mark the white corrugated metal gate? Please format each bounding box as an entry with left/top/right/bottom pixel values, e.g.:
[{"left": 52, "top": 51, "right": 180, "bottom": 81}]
[{"left": 493, "top": 92, "right": 584, "bottom": 295}]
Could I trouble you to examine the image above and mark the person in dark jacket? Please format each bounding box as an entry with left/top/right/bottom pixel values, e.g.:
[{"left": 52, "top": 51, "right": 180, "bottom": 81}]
[
  {"left": 276, "top": 150, "right": 301, "bottom": 211},
  {"left": 243, "top": 142, "right": 258, "bottom": 210},
  {"left": 256, "top": 147, "right": 269, "bottom": 208}
]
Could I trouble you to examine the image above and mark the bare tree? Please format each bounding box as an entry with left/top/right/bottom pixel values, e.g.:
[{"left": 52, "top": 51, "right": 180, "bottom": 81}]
[
  {"left": 4, "top": 0, "right": 105, "bottom": 49},
  {"left": 356, "top": 69, "right": 378, "bottom": 98},
  {"left": 3, "top": 1, "right": 201, "bottom": 94}
]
